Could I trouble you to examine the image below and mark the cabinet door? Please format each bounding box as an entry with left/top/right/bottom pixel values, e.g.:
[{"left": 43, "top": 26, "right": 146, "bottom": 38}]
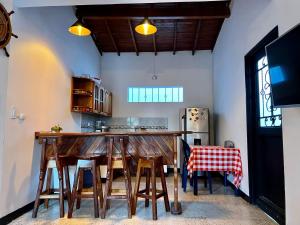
[
  {"left": 93, "top": 83, "right": 100, "bottom": 113},
  {"left": 107, "top": 92, "right": 112, "bottom": 116},
  {"left": 99, "top": 87, "right": 104, "bottom": 114},
  {"left": 104, "top": 90, "right": 109, "bottom": 114}
]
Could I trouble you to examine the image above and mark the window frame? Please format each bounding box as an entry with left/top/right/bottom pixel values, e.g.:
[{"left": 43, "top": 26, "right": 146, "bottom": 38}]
[{"left": 127, "top": 86, "right": 184, "bottom": 103}]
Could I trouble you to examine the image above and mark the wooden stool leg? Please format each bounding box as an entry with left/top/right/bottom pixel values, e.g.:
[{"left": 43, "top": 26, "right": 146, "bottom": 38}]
[
  {"left": 92, "top": 160, "right": 100, "bottom": 218},
  {"left": 106, "top": 169, "right": 113, "bottom": 210},
  {"left": 76, "top": 169, "right": 84, "bottom": 209},
  {"left": 44, "top": 168, "right": 52, "bottom": 209},
  {"left": 124, "top": 167, "right": 132, "bottom": 219},
  {"left": 160, "top": 164, "right": 170, "bottom": 212},
  {"left": 132, "top": 159, "right": 142, "bottom": 215},
  {"left": 32, "top": 139, "right": 47, "bottom": 218},
  {"left": 102, "top": 138, "right": 113, "bottom": 219},
  {"left": 102, "top": 165, "right": 112, "bottom": 219},
  {"left": 64, "top": 166, "right": 71, "bottom": 208},
  {"left": 151, "top": 161, "right": 157, "bottom": 220},
  {"left": 32, "top": 165, "right": 47, "bottom": 218},
  {"left": 96, "top": 166, "right": 104, "bottom": 209},
  {"left": 145, "top": 168, "right": 150, "bottom": 208},
  {"left": 126, "top": 165, "right": 133, "bottom": 216},
  {"left": 68, "top": 167, "right": 80, "bottom": 218},
  {"left": 58, "top": 167, "right": 65, "bottom": 218},
  {"left": 120, "top": 137, "right": 132, "bottom": 219}
]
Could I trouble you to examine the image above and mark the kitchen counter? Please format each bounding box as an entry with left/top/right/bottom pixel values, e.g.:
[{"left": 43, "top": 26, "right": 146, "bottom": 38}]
[
  {"left": 35, "top": 130, "right": 190, "bottom": 139},
  {"left": 34, "top": 130, "right": 188, "bottom": 215}
]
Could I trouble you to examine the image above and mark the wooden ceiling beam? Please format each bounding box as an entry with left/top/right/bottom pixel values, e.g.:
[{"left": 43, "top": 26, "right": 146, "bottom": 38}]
[
  {"left": 128, "top": 19, "right": 139, "bottom": 56},
  {"left": 192, "top": 20, "right": 202, "bottom": 55},
  {"left": 173, "top": 20, "right": 177, "bottom": 55},
  {"left": 153, "top": 33, "right": 157, "bottom": 56},
  {"left": 104, "top": 20, "right": 120, "bottom": 56},
  {"left": 77, "top": 3, "right": 230, "bottom": 20}
]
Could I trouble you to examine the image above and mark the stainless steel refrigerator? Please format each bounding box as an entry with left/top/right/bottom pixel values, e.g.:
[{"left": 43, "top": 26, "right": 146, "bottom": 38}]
[{"left": 179, "top": 107, "right": 210, "bottom": 171}]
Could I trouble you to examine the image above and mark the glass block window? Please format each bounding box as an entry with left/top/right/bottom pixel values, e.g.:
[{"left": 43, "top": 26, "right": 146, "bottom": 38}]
[
  {"left": 257, "top": 56, "right": 282, "bottom": 127},
  {"left": 128, "top": 87, "right": 183, "bottom": 103}
]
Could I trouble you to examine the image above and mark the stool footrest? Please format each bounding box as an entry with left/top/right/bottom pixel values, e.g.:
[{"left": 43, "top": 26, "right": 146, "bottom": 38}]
[
  {"left": 132, "top": 155, "right": 170, "bottom": 220},
  {"left": 107, "top": 195, "right": 128, "bottom": 199},
  {"left": 40, "top": 194, "right": 60, "bottom": 199},
  {"left": 137, "top": 191, "right": 165, "bottom": 199}
]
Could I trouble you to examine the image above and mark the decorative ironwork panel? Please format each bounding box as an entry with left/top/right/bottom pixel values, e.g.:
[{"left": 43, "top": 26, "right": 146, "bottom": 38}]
[{"left": 257, "top": 56, "right": 282, "bottom": 127}]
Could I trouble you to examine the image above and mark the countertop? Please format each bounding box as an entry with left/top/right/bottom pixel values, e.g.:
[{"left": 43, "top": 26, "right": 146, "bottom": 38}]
[{"left": 35, "top": 131, "right": 192, "bottom": 139}]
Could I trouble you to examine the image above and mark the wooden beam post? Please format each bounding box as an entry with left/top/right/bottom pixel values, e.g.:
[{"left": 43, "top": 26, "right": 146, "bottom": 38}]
[
  {"left": 192, "top": 20, "right": 202, "bottom": 55},
  {"left": 105, "top": 20, "right": 120, "bottom": 56},
  {"left": 128, "top": 19, "right": 139, "bottom": 56}
]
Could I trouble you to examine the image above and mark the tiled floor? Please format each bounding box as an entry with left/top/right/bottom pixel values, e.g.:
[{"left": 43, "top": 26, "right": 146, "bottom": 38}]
[{"left": 9, "top": 177, "right": 276, "bottom": 225}]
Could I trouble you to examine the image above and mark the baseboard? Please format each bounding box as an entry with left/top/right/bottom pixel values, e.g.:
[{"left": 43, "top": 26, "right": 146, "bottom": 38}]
[
  {"left": 0, "top": 200, "right": 38, "bottom": 225},
  {"left": 256, "top": 197, "right": 285, "bottom": 225},
  {"left": 216, "top": 173, "right": 250, "bottom": 203}
]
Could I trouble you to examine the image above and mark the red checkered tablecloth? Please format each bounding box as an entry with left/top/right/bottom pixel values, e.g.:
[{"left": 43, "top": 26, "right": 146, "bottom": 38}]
[{"left": 187, "top": 145, "right": 243, "bottom": 187}]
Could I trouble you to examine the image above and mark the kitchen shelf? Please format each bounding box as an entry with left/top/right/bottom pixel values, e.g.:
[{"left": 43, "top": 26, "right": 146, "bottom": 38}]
[{"left": 71, "top": 77, "right": 112, "bottom": 116}]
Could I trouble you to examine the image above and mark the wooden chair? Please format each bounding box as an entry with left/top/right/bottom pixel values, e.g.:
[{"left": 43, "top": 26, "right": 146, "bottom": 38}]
[
  {"left": 181, "top": 139, "right": 193, "bottom": 192},
  {"left": 132, "top": 152, "right": 170, "bottom": 220},
  {"left": 67, "top": 155, "right": 104, "bottom": 218},
  {"left": 101, "top": 136, "right": 133, "bottom": 219},
  {"left": 181, "top": 139, "right": 213, "bottom": 195}
]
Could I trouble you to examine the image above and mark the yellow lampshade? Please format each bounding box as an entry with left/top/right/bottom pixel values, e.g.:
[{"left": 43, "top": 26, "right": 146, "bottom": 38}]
[
  {"left": 135, "top": 18, "right": 157, "bottom": 35},
  {"left": 68, "top": 20, "right": 91, "bottom": 36}
]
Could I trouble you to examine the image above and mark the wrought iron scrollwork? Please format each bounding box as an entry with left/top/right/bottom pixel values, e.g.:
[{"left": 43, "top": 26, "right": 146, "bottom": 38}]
[{"left": 257, "top": 56, "right": 282, "bottom": 127}]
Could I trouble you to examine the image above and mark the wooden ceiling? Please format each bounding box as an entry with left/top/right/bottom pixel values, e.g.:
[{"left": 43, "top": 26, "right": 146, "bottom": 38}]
[{"left": 76, "top": 1, "right": 231, "bottom": 56}]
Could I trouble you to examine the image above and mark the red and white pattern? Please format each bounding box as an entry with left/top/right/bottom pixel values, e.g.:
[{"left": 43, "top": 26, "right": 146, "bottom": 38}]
[{"left": 187, "top": 145, "right": 243, "bottom": 187}]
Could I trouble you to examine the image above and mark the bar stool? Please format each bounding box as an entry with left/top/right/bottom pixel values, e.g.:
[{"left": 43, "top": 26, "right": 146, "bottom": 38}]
[
  {"left": 102, "top": 136, "right": 133, "bottom": 219},
  {"left": 67, "top": 154, "right": 104, "bottom": 218},
  {"left": 132, "top": 153, "right": 170, "bottom": 220},
  {"left": 32, "top": 156, "right": 72, "bottom": 218}
]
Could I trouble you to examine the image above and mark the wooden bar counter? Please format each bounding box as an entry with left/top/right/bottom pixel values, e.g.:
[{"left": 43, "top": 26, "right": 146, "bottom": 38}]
[{"left": 35, "top": 131, "right": 190, "bottom": 215}]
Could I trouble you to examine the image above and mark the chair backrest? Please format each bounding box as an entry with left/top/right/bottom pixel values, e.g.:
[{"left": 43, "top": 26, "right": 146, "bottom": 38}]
[
  {"left": 224, "top": 140, "right": 235, "bottom": 148},
  {"left": 181, "top": 139, "right": 191, "bottom": 161}
]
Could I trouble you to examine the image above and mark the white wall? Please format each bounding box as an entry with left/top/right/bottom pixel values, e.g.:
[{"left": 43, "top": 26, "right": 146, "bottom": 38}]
[
  {"left": 0, "top": 6, "right": 100, "bottom": 217},
  {"left": 213, "top": 0, "right": 300, "bottom": 224},
  {"left": 0, "top": 0, "right": 13, "bottom": 209},
  {"left": 101, "top": 51, "right": 213, "bottom": 131}
]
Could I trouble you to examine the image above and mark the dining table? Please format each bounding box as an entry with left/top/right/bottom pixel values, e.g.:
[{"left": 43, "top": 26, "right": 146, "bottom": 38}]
[{"left": 187, "top": 145, "right": 243, "bottom": 194}]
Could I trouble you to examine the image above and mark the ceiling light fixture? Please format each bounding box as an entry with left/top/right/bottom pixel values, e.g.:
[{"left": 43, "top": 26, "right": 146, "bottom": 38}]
[
  {"left": 135, "top": 17, "right": 157, "bottom": 35},
  {"left": 68, "top": 20, "right": 91, "bottom": 36}
]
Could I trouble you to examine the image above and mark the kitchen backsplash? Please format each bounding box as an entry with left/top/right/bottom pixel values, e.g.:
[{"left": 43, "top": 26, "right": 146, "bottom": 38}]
[{"left": 81, "top": 114, "right": 168, "bottom": 132}]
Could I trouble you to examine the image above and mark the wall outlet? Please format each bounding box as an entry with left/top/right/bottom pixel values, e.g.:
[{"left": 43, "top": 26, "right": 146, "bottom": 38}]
[{"left": 10, "top": 107, "right": 17, "bottom": 119}]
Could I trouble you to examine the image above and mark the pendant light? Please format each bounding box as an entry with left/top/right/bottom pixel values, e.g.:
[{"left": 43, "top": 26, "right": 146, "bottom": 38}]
[
  {"left": 68, "top": 20, "right": 91, "bottom": 36},
  {"left": 135, "top": 17, "right": 157, "bottom": 35}
]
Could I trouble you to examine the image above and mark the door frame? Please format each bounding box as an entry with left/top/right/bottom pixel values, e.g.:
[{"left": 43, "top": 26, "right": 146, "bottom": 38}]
[{"left": 244, "top": 26, "right": 285, "bottom": 224}]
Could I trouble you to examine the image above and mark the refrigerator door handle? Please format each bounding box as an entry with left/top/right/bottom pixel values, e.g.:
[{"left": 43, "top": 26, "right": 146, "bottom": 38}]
[{"left": 182, "top": 114, "right": 187, "bottom": 141}]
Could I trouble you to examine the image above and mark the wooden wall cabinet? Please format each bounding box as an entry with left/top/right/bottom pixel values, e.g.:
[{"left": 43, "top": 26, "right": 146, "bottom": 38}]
[{"left": 71, "top": 77, "right": 112, "bottom": 117}]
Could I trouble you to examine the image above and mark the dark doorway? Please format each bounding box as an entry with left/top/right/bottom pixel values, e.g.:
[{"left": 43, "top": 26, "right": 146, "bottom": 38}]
[{"left": 245, "top": 27, "right": 285, "bottom": 225}]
